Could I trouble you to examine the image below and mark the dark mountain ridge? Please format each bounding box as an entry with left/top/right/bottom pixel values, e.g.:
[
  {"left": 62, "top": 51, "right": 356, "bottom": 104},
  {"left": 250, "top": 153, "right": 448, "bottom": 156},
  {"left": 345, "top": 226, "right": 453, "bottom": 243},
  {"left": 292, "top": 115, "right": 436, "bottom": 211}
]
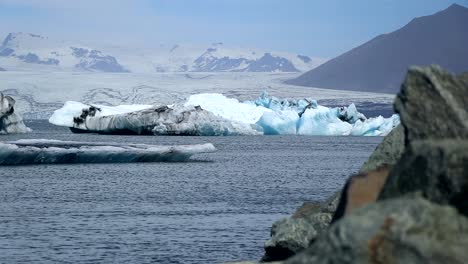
[{"left": 287, "top": 4, "right": 468, "bottom": 93}]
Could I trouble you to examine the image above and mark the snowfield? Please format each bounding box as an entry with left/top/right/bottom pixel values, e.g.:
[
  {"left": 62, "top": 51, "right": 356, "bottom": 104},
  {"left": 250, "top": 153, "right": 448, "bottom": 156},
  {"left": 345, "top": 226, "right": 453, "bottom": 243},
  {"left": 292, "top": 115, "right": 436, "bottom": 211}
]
[{"left": 0, "top": 32, "right": 325, "bottom": 73}]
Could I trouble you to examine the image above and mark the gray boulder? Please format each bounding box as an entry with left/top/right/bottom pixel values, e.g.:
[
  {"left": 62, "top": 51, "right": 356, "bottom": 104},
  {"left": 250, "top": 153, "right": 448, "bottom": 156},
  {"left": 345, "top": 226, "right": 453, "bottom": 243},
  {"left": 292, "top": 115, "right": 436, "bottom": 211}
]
[
  {"left": 360, "top": 125, "right": 405, "bottom": 173},
  {"left": 379, "top": 140, "right": 468, "bottom": 216},
  {"left": 262, "top": 194, "right": 338, "bottom": 261},
  {"left": 287, "top": 198, "right": 468, "bottom": 264},
  {"left": 263, "top": 218, "right": 319, "bottom": 261},
  {"left": 395, "top": 65, "right": 468, "bottom": 142}
]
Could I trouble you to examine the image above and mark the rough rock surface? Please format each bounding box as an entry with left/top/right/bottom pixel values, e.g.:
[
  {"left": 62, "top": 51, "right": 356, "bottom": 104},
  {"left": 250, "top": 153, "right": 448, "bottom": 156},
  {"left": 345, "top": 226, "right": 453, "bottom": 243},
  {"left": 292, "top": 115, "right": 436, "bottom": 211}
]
[
  {"left": 331, "top": 125, "right": 404, "bottom": 222},
  {"left": 461, "top": 72, "right": 468, "bottom": 83},
  {"left": 332, "top": 167, "right": 390, "bottom": 222},
  {"left": 287, "top": 198, "right": 468, "bottom": 264},
  {"left": 379, "top": 140, "right": 468, "bottom": 216},
  {"left": 360, "top": 125, "right": 404, "bottom": 173},
  {"left": 395, "top": 65, "right": 468, "bottom": 142},
  {"left": 0, "top": 92, "right": 30, "bottom": 134},
  {"left": 262, "top": 193, "right": 338, "bottom": 261},
  {"left": 263, "top": 218, "right": 319, "bottom": 261}
]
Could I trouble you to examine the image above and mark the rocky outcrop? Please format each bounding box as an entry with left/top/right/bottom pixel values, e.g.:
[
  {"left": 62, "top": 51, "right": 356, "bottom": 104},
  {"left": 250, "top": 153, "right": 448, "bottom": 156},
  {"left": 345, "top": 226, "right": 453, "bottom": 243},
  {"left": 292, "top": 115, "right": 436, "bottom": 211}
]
[
  {"left": 287, "top": 198, "right": 468, "bottom": 264},
  {"left": 360, "top": 125, "right": 404, "bottom": 173},
  {"left": 262, "top": 121, "right": 404, "bottom": 261},
  {"left": 263, "top": 65, "right": 468, "bottom": 263},
  {"left": 263, "top": 218, "right": 322, "bottom": 261},
  {"left": 379, "top": 140, "right": 468, "bottom": 216},
  {"left": 377, "top": 66, "right": 468, "bottom": 216},
  {"left": 0, "top": 92, "right": 31, "bottom": 134},
  {"left": 395, "top": 65, "right": 468, "bottom": 142},
  {"left": 262, "top": 193, "right": 339, "bottom": 262}
]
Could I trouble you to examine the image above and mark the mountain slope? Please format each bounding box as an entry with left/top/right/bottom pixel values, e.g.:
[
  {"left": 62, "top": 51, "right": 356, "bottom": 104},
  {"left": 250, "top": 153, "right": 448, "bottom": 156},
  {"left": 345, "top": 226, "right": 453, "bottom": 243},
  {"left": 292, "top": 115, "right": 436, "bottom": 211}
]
[
  {"left": 0, "top": 33, "right": 325, "bottom": 73},
  {"left": 287, "top": 4, "right": 468, "bottom": 93}
]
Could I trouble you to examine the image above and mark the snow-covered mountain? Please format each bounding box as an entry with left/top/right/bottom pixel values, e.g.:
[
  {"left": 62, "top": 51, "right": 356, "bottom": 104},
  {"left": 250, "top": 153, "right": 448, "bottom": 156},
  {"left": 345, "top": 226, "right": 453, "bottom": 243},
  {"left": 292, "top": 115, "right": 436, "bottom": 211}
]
[
  {"left": 0, "top": 32, "right": 325, "bottom": 73},
  {"left": 0, "top": 33, "right": 129, "bottom": 72}
]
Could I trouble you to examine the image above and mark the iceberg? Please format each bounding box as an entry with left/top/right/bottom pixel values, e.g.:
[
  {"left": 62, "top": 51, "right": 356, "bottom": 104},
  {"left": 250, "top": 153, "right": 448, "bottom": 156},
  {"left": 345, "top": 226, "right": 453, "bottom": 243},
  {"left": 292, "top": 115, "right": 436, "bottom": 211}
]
[
  {"left": 0, "top": 139, "right": 216, "bottom": 165},
  {"left": 249, "top": 92, "right": 398, "bottom": 136},
  {"left": 185, "top": 93, "right": 272, "bottom": 124},
  {"left": 0, "top": 92, "right": 31, "bottom": 134},
  {"left": 49, "top": 92, "right": 399, "bottom": 136},
  {"left": 49, "top": 103, "right": 260, "bottom": 136}
]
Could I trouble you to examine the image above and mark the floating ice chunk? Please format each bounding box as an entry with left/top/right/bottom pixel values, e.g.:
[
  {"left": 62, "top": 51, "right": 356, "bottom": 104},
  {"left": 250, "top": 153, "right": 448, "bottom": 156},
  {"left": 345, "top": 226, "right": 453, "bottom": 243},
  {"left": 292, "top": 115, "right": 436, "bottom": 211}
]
[
  {"left": 256, "top": 110, "right": 299, "bottom": 135},
  {"left": 297, "top": 106, "right": 353, "bottom": 135},
  {"left": 0, "top": 92, "right": 31, "bottom": 134},
  {"left": 0, "top": 139, "right": 216, "bottom": 165},
  {"left": 350, "top": 114, "right": 400, "bottom": 136},
  {"left": 49, "top": 101, "right": 152, "bottom": 128},
  {"left": 337, "top": 103, "right": 367, "bottom": 124},
  {"left": 50, "top": 103, "right": 260, "bottom": 136},
  {"left": 251, "top": 91, "right": 317, "bottom": 115},
  {"left": 185, "top": 93, "right": 272, "bottom": 124}
]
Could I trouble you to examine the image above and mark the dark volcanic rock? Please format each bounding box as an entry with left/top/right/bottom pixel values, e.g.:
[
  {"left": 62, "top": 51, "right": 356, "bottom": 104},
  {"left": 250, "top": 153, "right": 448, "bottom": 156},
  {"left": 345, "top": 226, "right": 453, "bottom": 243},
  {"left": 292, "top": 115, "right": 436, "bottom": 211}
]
[
  {"left": 395, "top": 65, "right": 468, "bottom": 142},
  {"left": 287, "top": 198, "right": 468, "bottom": 264},
  {"left": 286, "top": 4, "right": 468, "bottom": 93},
  {"left": 360, "top": 125, "right": 405, "bottom": 173},
  {"left": 379, "top": 140, "right": 468, "bottom": 216}
]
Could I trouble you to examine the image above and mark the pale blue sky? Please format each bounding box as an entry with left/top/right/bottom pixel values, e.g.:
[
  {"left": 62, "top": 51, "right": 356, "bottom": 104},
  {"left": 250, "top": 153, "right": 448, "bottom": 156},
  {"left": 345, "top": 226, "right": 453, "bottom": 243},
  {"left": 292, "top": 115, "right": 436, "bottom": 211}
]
[{"left": 0, "top": 0, "right": 467, "bottom": 57}]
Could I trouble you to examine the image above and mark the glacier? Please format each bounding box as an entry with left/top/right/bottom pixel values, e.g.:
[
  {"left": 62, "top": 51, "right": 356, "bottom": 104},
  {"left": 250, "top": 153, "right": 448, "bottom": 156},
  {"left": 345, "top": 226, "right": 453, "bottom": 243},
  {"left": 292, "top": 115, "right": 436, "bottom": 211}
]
[
  {"left": 0, "top": 139, "right": 216, "bottom": 165},
  {"left": 0, "top": 92, "right": 31, "bottom": 134},
  {"left": 49, "top": 92, "right": 399, "bottom": 136}
]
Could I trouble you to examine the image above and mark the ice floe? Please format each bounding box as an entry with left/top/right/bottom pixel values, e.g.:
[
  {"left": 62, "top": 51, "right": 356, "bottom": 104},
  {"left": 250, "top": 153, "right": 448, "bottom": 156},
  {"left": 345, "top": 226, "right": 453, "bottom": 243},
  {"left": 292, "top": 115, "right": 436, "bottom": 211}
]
[{"left": 0, "top": 139, "right": 216, "bottom": 165}]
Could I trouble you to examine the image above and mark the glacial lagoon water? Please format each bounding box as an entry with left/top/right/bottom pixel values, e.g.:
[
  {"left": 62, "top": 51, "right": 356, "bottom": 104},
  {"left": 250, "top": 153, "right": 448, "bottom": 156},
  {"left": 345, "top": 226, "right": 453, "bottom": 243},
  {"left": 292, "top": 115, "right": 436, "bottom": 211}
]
[{"left": 0, "top": 120, "right": 382, "bottom": 263}]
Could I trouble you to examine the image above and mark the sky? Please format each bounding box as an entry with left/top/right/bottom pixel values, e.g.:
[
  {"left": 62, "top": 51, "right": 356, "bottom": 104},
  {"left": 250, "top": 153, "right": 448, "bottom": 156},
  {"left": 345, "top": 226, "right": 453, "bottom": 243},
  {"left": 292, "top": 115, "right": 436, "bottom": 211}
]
[{"left": 0, "top": 0, "right": 467, "bottom": 58}]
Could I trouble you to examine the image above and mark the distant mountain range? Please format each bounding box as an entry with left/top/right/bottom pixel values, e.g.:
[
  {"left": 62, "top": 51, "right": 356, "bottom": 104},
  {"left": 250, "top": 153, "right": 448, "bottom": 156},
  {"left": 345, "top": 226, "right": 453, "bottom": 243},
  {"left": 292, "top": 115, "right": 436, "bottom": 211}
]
[
  {"left": 287, "top": 4, "right": 468, "bottom": 93},
  {"left": 0, "top": 33, "right": 325, "bottom": 73}
]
